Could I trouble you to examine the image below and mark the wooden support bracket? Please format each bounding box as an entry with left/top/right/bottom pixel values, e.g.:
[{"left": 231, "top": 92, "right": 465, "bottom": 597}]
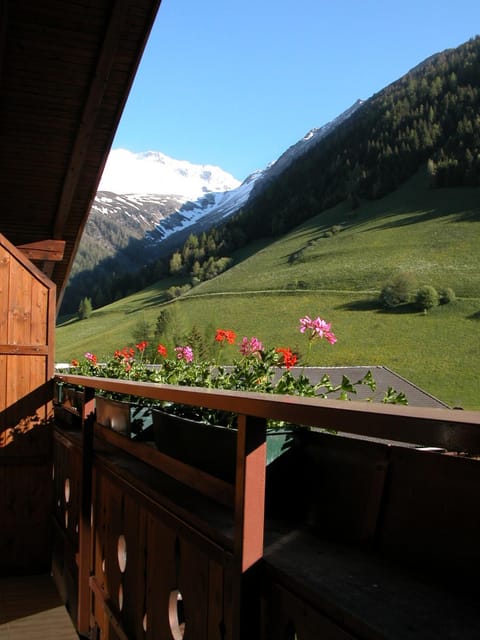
[{"left": 17, "top": 239, "right": 66, "bottom": 262}]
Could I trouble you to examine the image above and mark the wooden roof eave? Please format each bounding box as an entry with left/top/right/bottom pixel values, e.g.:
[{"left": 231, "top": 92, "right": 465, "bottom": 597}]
[
  {"left": 50, "top": 0, "right": 162, "bottom": 310},
  {"left": 49, "top": 0, "right": 133, "bottom": 282},
  {"left": 0, "top": 0, "right": 162, "bottom": 310}
]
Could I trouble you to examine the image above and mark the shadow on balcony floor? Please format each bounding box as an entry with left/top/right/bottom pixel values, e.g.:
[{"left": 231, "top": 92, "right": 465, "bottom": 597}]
[{"left": 0, "top": 574, "right": 78, "bottom": 639}]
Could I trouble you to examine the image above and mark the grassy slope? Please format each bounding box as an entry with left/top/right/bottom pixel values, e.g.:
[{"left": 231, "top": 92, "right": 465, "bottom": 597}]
[{"left": 57, "top": 174, "right": 480, "bottom": 409}]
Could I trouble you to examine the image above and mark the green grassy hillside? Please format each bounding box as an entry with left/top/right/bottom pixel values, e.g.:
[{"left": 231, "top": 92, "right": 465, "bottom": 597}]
[
  {"left": 57, "top": 174, "right": 480, "bottom": 409},
  {"left": 193, "top": 172, "right": 480, "bottom": 296}
]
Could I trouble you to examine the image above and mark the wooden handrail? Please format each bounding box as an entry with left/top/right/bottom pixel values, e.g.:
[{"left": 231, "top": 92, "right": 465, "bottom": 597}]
[{"left": 56, "top": 374, "right": 480, "bottom": 453}]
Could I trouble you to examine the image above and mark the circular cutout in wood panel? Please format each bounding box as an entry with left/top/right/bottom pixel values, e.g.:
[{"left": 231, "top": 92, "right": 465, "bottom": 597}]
[{"left": 168, "top": 590, "right": 185, "bottom": 640}]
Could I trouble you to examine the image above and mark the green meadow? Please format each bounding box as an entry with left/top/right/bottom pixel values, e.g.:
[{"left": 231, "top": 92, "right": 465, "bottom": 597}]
[{"left": 57, "top": 174, "right": 480, "bottom": 409}]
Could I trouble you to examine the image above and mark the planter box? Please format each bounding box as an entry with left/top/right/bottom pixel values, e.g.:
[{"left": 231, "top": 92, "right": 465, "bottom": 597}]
[
  {"left": 95, "top": 396, "right": 152, "bottom": 438},
  {"left": 151, "top": 408, "right": 296, "bottom": 483},
  {"left": 56, "top": 383, "right": 84, "bottom": 414},
  {"left": 96, "top": 396, "right": 131, "bottom": 435}
]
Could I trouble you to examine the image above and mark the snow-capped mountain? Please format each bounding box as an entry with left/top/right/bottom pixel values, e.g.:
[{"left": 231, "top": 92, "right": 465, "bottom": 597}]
[
  {"left": 74, "top": 100, "right": 364, "bottom": 276},
  {"left": 73, "top": 152, "right": 243, "bottom": 275},
  {"left": 98, "top": 149, "right": 240, "bottom": 199}
]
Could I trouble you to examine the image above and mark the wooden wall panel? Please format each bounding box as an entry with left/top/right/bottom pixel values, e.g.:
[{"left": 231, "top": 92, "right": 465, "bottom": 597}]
[
  {"left": 7, "top": 253, "right": 32, "bottom": 345},
  {"left": 0, "top": 233, "right": 55, "bottom": 574},
  {"left": 30, "top": 279, "right": 48, "bottom": 345},
  {"left": 0, "top": 355, "right": 50, "bottom": 456}
]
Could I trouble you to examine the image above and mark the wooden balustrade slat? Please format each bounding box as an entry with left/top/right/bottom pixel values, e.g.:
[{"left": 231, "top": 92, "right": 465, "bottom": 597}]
[{"left": 89, "top": 576, "right": 130, "bottom": 640}]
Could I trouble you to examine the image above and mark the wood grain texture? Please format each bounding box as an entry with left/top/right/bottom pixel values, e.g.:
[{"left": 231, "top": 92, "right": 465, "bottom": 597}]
[{"left": 0, "top": 235, "right": 54, "bottom": 572}]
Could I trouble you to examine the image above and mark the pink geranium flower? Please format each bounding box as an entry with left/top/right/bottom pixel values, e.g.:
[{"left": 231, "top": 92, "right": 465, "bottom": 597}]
[
  {"left": 175, "top": 346, "right": 194, "bottom": 362},
  {"left": 299, "top": 315, "right": 337, "bottom": 344},
  {"left": 239, "top": 336, "right": 264, "bottom": 356},
  {"left": 84, "top": 352, "right": 98, "bottom": 364}
]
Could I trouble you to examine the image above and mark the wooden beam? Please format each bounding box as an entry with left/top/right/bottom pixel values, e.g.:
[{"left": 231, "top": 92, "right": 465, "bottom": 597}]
[
  {"left": 0, "top": 344, "right": 49, "bottom": 355},
  {"left": 17, "top": 239, "right": 66, "bottom": 262},
  {"left": 0, "top": 1, "right": 7, "bottom": 82},
  {"left": 50, "top": 0, "right": 130, "bottom": 310}
]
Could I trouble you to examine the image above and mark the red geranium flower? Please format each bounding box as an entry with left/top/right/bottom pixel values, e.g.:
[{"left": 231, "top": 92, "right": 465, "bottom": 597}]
[
  {"left": 215, "top": 329, "right": 237, "bottom": 344},
  {"left": 276, "top": 347, "right": 298, "bottom": 369}
]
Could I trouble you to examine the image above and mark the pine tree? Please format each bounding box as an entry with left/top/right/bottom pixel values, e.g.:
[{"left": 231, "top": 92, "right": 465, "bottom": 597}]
[
  {"left": 169, "top": 251, "right": 183, "bottom": 275},
  {"left": 78, "top": 297, "right": 93, "bottom": 320}
]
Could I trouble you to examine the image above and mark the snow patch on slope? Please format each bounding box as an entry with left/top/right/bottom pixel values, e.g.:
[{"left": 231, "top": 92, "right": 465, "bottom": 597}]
[{"left": 147, "top": 170, "right": 263, "bottom": 242}]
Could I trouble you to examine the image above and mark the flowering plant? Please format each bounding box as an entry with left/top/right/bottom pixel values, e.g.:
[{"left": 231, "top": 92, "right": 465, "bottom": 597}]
[
  {"left": 67, "top": 315, "right": 407, "bottom": 428},
  {"left": 68, "top": 342, "right": 158, "bottom": 403}
]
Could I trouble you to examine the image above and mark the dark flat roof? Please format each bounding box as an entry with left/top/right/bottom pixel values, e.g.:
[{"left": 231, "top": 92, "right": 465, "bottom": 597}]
[{"left": 277, "top": 366, "right": 450, "bottom": 409}]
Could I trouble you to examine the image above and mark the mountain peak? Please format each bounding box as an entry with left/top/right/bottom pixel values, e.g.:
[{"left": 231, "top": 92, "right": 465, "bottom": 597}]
[{"left": 98, "top": 148, "right": 240, "bottom": 199}]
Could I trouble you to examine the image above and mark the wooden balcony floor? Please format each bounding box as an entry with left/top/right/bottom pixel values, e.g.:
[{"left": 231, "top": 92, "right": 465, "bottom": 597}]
[{"left": 0, "top": 575, "right": 78, "bottom": 639}]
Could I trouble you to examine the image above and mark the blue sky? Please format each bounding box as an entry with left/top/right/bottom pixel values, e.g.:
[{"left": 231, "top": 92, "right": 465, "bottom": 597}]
[{"left": 111, "top": 0, "right": 480, "bottom": 182}]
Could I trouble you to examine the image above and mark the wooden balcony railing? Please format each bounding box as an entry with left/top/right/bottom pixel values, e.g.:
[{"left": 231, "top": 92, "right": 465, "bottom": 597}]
[{"left": 52, "top": 374, "right": 480, "bottom": 640}]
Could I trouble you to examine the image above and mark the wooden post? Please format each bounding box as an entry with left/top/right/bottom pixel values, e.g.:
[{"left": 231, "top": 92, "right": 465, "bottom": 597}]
[
  {"left": 77, "top": 386, "right": 96, "bottom": 636},
  {"left": 232, "top": 414, "right": 266, "bottom": 640}
]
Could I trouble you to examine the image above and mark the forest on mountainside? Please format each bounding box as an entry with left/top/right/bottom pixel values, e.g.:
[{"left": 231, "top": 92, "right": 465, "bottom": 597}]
[
  {"left": 60, "top": 36, "right": 480, "bottom": 317},
  {"left": 233, "top": 36, "right": 480, "bottom": 237}
]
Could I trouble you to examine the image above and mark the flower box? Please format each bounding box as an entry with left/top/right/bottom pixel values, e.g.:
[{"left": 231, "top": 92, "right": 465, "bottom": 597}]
[
  {"left": 58, "top": 384, "right": 84, "bottom": 414},
  {"left": 151, "top": 408, "right": 295, "bottom": 483},
  {"left": 95, "top": 396, "right": 132, "bottom": 435},
  {"left": 95, "top": 396, "right": 152, "bottom": 438}
]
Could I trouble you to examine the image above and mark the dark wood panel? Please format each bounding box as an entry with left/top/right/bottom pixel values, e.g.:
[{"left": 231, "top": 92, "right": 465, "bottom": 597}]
[
  {"left": 266, "top": 581, "right": 356, "bottom": 640},
  {"left": 378, "top": 446, "right": 480, "bottom": 575},
  {"left": 0, "top": 463, "right": 52, "bottom": 574}
]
